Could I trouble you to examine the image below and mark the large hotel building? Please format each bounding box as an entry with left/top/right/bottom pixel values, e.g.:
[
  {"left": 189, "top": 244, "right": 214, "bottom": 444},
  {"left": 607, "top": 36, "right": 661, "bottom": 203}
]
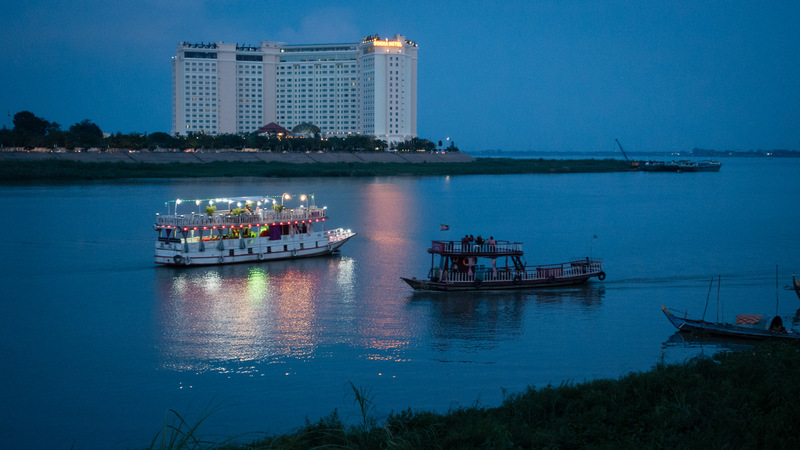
[{"left": 171, "top": 34, "right": 418, "bottom": 143}]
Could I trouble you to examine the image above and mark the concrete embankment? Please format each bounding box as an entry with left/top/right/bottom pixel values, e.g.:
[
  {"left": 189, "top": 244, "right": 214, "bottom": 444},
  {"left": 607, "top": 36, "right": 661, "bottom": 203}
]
[{"left": 0, "top": 150, "right": 475, "bottom": 164}]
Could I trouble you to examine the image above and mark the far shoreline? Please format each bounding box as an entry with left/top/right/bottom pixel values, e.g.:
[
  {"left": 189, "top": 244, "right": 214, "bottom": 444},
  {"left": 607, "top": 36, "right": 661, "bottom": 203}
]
[{"left": 0, "top": 151, "right": 631, "bottom": 182}]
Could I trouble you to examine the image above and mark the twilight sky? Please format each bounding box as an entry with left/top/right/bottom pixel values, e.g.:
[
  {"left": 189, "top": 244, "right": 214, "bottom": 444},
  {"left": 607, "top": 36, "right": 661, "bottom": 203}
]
[{"left": 1, "top": 0, "right": 798, "bottom": 153}]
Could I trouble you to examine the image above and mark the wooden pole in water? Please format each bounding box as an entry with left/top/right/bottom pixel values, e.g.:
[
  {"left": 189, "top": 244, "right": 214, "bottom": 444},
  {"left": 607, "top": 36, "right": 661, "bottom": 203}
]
[{"left": 702, "top": 277, "right": 713, "bottom": 321}]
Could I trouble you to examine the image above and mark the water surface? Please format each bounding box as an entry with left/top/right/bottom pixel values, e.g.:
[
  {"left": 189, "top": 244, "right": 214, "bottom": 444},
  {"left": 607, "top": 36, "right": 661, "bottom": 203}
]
[{"left": 1, "top": 157, "right": 798, "bottom": 448}]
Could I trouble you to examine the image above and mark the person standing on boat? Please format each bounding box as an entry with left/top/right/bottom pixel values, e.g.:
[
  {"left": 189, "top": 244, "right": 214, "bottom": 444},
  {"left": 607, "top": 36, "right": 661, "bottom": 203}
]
[
  {"left": 487, "top": 236, "right": 496, "bottom": 250},
  {"left": 475, "top": 235, "right": 484, "bottom": 251}
]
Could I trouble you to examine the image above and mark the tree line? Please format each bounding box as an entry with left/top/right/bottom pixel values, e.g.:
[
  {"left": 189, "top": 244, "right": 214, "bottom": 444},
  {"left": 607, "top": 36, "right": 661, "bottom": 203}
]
[{"left": 0, "top": 111, "right": 459, "bottom": 153}]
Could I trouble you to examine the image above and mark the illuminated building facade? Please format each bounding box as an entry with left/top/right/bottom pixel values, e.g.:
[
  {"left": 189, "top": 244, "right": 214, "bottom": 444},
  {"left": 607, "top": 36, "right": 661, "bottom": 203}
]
[{"left": 172, "top": 35, "right": 418, "bottom": 143}]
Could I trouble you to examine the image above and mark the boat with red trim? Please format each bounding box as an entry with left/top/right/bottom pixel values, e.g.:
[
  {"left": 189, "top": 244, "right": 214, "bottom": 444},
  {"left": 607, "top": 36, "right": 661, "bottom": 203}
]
[
  {"left": 400, "top": 240, "right": 604, "bottom": 291},
  {"left": 154, "top": 194, "right": 355, "bottom": 266}
]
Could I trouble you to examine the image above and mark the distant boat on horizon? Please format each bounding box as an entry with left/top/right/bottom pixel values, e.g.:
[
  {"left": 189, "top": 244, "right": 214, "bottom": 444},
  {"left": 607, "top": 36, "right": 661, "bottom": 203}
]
[{"left": 640, "top": 160, "right": 722, "bottom": 172}]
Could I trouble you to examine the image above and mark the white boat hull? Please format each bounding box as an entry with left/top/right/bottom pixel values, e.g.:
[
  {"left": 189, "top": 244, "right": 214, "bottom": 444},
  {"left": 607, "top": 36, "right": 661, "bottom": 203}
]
[{"left": 155, "top": 229, "right": 355, "bottom": 266}]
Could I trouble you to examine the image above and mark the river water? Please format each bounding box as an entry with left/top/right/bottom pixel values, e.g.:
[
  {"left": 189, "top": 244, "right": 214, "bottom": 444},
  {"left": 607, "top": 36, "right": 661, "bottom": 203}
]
[{"left": 1, "top": 157, "right": 799, "bottom": 448}]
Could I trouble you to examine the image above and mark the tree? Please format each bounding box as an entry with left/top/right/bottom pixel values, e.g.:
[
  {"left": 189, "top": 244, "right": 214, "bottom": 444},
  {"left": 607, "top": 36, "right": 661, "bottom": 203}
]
[
  {"left": 147, "top": 132, "right": 178, "bottom": 150},
  {"left": 68, "top": 119, "right": 104, "bottom": 148},
  {"left": 394, "top": 137, "right": 436, "bottom": 152},
  {"left": 0, "top": 126, "right": 12, "bottom": 148},
  {"left": 13, "top": 111, "right": 55, "bottom": 137}
]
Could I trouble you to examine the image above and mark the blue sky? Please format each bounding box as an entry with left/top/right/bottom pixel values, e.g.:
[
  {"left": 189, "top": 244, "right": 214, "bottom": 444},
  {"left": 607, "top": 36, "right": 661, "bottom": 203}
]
[{"left": 1, "top": 0, "right": 798, "bottom": 153}]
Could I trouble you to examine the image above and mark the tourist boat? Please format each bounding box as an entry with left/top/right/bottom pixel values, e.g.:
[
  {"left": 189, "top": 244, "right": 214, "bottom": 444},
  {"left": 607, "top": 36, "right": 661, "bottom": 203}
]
[
  {"left": 400, "top": 240, "right": 605, "bottom": 291},
  {"left": 661, "top": 305, "right": 799, "bottom": 341},
  {"left": 154, "top": 195, "right": 356, "bottom": 266}
]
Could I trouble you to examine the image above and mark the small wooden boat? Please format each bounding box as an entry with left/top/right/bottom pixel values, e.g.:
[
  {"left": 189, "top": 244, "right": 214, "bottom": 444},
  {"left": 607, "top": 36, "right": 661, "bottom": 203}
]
[
  {"left": 662, "top": 305, "right": 800, "bottom": 341},
  {"left": 400, "top": 239, "right": 604, "bottom": 291}
]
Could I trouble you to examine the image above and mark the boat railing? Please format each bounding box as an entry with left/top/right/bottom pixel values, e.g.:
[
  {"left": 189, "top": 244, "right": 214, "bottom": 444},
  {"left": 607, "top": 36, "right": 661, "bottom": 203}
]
[
  {"left": 430, "top": 258, "right": 602, "bottom": 282},
  {"left": 428, "top": 240, "right": 523, "bottom": 255},
  {"left": 158, "top": 230, "right": 329, "bottom": 252},
  {"left": 156, "top": 207, "right": 327, "bottom": 227},
  {"left": 326, "top": 228, "right": 355, "bottom": 243}
]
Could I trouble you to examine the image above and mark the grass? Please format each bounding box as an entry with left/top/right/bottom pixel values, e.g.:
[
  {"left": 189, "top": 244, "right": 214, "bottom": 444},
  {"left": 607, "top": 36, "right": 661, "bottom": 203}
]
[
  {"left": 148, "top": 408, "right": 218, "bottom": 450},
  {"left": 0, "top": 158, "right": 631, "bottom": 182},
  {"left": 154, "top": 342, "right": 800, "bottom": 449}
]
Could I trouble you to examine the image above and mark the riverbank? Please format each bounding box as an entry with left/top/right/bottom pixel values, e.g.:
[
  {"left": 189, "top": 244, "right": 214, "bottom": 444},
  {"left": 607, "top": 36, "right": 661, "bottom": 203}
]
[
  {"left": 0, "top": 149, "right": 476, "bottom": 164},
  {"left": 0, "top": 153, "right": 630, "bottom": 181},
  {"left": 157, "top": 342, "right": 800, "bottom": 449}
]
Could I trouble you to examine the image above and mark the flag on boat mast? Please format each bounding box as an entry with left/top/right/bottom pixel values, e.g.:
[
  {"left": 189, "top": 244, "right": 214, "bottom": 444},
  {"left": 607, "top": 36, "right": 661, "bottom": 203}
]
[{"left": 440, "top": 224, "right": 449, "bottom": 231}]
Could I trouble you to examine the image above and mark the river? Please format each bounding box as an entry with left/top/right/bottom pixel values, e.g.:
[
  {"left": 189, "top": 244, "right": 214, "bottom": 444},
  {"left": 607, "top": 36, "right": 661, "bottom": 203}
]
[{"left": 1, "top": 157, "right": 798, "bottom": 448}]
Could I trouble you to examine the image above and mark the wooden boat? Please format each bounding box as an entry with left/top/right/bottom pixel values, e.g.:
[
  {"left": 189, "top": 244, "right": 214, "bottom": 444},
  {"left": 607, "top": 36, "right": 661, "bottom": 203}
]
[
  {"left": 661, "top": 305, "right": 800, "bottom": 341},
  {"left": 154, "top": 195, "right": 356, "bottom": 266},
  {"left": 400, "top": 239, "right": 604, "bottom": 291}
]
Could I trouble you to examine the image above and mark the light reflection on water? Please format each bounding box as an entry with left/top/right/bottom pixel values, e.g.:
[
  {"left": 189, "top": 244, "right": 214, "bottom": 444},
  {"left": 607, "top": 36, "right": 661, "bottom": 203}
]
[
  {"left": 157, "top": 256, "right": 357, "bottom": 373},
  {"left": 410, "top": 286, "right": 605, "bottom": 348}
]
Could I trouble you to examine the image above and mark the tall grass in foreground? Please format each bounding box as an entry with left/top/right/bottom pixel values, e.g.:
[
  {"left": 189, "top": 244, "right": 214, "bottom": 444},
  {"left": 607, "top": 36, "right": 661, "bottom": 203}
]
[
  {"left": 233, "top": 342, "right": 800, "bottom": 449},
  {"left": 148, "top": 406, "right": 251, "bottom": 450}
]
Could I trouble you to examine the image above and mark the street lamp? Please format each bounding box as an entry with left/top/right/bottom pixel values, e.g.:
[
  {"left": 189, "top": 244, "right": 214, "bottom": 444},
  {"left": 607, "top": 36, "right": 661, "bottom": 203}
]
[
  {"left": 175, "top": 199, "right": 182, "bottom": 215},
  {"left": 281, "top": 193, "right": 291, "bottom": 206}
]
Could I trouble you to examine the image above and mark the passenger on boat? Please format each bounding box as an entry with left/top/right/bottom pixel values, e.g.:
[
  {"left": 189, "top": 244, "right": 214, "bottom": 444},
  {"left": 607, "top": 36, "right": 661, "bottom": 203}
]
[
  {"left": 476, "top": 235, "right": 484, "bottom": 247},
  {"left": 487, "top": 236, "right": 496, "bottom": 250}
]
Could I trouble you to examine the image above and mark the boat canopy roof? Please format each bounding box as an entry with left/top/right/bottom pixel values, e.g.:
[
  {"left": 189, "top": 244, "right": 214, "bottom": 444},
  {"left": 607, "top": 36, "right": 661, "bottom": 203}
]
[
  {"left": 427, "top": 240, "right": 524, "bottom": 257},
  {"left": 163, "top": 194, "right": 318, "bottom": 210},
  {"left": 735, "top": 314, "right": 785, "bottom": 331}
]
